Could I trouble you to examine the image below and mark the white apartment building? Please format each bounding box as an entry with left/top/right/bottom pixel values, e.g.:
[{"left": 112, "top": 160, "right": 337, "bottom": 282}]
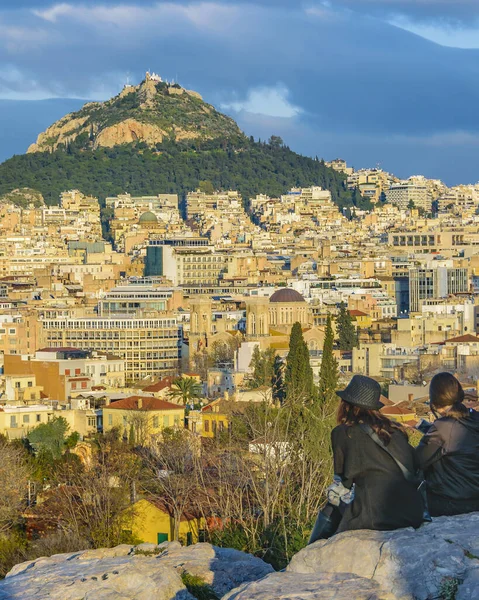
[{"left": 386, "top": 183, "right": 432, "bottom": 212}]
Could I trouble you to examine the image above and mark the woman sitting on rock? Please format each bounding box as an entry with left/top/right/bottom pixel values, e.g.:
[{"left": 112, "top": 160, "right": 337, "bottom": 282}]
[
  {"left": 417, "top": 372, "right": 479, "bottom": 517},
  {"left": 332, "top": 375, "right": 424, "bottom": 533}
]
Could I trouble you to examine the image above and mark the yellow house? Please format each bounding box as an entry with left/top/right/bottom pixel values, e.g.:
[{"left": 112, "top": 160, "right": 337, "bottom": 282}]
[
  {"left": 0, "top": 404, "right": 98, "bottom": 440},
  {"left": 126, "top": 498, "right": 205, "bottom": 546},
  {"left": 380, "top": 404, "right": 416, "bottom": 424},
  {"left": 103, "top": 396, "right": 185, "bottom": 442},
  {"left": 350, "top": 310, "right": 372, "bottom": 329}
]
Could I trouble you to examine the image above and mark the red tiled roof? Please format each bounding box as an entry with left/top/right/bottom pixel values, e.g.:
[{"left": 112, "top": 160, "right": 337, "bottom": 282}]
[
  {"left": 444, "top": 335, "right": 479, "bottom": 343},
  {"left": 349, "top": 310, "right": 369, "bottom": 317},
  {"left": 107, "top": 396, "right": 182, "bottom": 411},
  {"left": 37, "top": 347, "right": 82, "bottom": 352},
  {"left": 142, "top": 376, "right": 175, "bottom": 393}
]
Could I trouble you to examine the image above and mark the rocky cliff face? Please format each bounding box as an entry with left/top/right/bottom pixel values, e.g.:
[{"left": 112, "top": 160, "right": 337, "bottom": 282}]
[
  {"left": 28, "top": 76, "right": 242, "bottom": 153},
  {"left": 4, "top": 514, "right": 479, "bottom": 599}
]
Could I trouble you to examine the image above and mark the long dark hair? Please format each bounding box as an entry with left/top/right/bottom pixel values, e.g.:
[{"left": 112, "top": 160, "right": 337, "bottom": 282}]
[
  {"left": 429, "top": 372, "right": 468, "bottom": 420},
  {"left": 337, "top": 400, "right": 406, "bottom": 445}
]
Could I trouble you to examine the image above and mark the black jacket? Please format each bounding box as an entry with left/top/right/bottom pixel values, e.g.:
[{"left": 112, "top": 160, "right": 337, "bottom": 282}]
[
  {"left": 416, "top": 410, "right": 479, "bottom": 502},
  {"left": 332, "top": 424, "right": 423, "bottom": 532}
]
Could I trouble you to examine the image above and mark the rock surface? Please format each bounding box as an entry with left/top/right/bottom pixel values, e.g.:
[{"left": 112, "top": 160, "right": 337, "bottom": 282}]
[
  {"left": 223, "top": 572, "right": 388, "bottom": 600},
  {"left": 0, "top": 542, "right": 273, "bottom": 600},
  {"left": 4, "top": 514, "right": 479, "bottom": 599},
  {"left": 288, "top": 513, "right": 479, "bottom": 600}
]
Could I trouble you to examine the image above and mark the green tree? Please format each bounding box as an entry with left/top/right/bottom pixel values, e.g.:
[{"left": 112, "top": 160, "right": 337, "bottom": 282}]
[
  {"left": 198, "top": 180, "right": 215, "bottom": 194},
  {"left": 407, "top": 199, "right": 415, "bottom": 210},
  {"left": 318, "top": 315, "right": 339, "bottom": 405},
  {"left": 27, "top": 417, "right": 76, "bottom": 460},
  {"left": 336, "top": 302, "right": 358, "bottom": 351},
  {"left": 284, "top": 322, "right": 315, "bottom": 402},
  {"left": 248, "top": 346, "right": 276, "bottom": 389},
  {"left": 168, "top": 376, "right": 203, "bottom": 405}
]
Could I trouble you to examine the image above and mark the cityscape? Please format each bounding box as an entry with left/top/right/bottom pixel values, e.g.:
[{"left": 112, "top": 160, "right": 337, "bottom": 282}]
[{"left": 1, "top": 0, "right": 479, "bottom": 597}]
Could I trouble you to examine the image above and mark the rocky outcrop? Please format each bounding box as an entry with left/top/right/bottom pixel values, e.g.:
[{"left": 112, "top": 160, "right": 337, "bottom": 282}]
[
  {"left": 5, "top": 514, "right": 479, "bottom": 599},
  {"left": 287, "top": 513, "right": 479, "bottom": 600},
  {"left": 27, "top": 75, "right": 241, "bottom": 153},
  {"left": 0, "top": 542, "right": 273, "bottom": 600},
  {"left": 27, "top": 114, "right": 91, "bottom": 153}
]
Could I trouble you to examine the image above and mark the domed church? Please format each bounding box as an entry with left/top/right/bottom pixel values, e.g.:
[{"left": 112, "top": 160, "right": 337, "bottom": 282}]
[{"left": 246, "top": 287, "right": 312, "bottom": 337}]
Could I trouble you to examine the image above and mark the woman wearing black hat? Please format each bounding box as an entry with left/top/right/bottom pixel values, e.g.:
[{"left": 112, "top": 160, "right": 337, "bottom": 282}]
[{"left": 332, "top": 375, "right": 423, "bottom": 533}]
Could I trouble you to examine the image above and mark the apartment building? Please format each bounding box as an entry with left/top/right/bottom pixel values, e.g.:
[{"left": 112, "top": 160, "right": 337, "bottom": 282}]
[
  {"left": 386, "top": 183, "right": 431, "bottom": 212},
  {"left": 4, "top": 349, "right": 126, "bottom": 400},
  {"left": 0, "top": 402, "right": 97, "bottom": 440},
  {"left": 409, "top": 263, "right": 469, "bottom": 312},
  {"left": 98, "top": 285, "right": 183, "bottom": 316},
  {"left": 39, "top": 316, "right": 182, "bottom": 382}
]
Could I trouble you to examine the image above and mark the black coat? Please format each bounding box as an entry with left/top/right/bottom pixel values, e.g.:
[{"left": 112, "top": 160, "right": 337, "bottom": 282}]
[
  {"left": 332, "top": 424, "right": 423, "bottom": 532},
  {"left": 416, "top": 410, "right": 479, "bottom": 515}
]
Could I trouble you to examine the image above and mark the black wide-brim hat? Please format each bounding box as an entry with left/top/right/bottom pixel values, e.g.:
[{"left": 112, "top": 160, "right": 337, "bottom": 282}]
[{"left": 336, "top": 375, "right": 384, "bottom": 410}]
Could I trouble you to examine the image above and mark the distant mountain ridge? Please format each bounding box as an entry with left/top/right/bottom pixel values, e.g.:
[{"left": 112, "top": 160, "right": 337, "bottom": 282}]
[{"left": 28, "top": 73, "right": 242, "bottom": 153}]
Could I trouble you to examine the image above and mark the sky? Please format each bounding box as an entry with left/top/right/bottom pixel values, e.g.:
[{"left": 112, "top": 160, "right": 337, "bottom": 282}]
[{"left": 1, "top": 1, "right": 479, "bottom": 184}]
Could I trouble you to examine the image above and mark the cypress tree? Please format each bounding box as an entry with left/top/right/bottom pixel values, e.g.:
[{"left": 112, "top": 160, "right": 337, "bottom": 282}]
[
  {"left": 271, "top": 355, "right": 286, "bottom": 406},
  {"left": 336, "top": 302, "right": 358, "bottom": 351},
  {"left": 285, "top": 322, "right": 315, "bottom": 402},
  {"left": 318, "top": 314, "right": 339, "bottom": 405}
]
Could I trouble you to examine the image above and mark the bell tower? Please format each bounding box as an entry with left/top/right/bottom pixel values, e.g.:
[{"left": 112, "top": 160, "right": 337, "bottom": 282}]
[
  {"left": 189, "top": 297, "right": 213, "bottom": 353},
  {"left": 245, "top": 297, "right": 270, "bottom": 339}
]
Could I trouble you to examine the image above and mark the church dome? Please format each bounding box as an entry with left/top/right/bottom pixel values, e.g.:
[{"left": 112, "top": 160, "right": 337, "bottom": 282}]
[
  {"left": 139, "top": 211, "right": 158, "bottom": 224},
  {"left": 270, "top": 288, "right": 305, "bottom": 303}
]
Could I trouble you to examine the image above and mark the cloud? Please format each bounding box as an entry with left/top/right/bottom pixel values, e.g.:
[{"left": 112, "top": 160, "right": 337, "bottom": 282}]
[
  {"left": 0, "top": 0, "right": 479, "bottom": 184},
  {"left": 221, "top": 84, "right": 301, "bottom": 118},
  {"left": 330, "top": 0, "right": 479, "bottom": 24}
]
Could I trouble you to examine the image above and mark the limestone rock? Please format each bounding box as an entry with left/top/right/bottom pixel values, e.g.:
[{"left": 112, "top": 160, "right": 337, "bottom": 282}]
[
  {"left": 288, "top": 513, "right": 479, "bottom": 600},
  {"left": 0, "top": 554, "right": 191, "bottom": 600},
  {"left": 0, "top": 542, "right": 272, "bottom": 600},
  {"left": 222, "top": 572, "right": 389, "bottom": 600},
  {"left": 157, "top": 542, "right": 274, "bottom": 597}
]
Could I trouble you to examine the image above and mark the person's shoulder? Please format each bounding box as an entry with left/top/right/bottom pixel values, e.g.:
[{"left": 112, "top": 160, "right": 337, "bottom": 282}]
[{"left": 332, "top": 423, "right": 351, "bottom": 441}]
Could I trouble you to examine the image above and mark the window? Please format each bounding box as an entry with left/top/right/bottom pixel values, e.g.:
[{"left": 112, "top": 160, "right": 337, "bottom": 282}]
[
  {"left": 108, "top": 414, "right": 113, "bottom": 426},
  {"left": 15, "top": 382, "right": 20, "bottom": 389},
  {"left": 75, "top": 369, "right": 81, "bottom": 375},
  {"left": 81, "top": 382, "right": 87, "bottom": 389},
  {"left": 174, "top": 415, "right": 180, "bottom": 427},
  {"left": 65, "top": 369, "right": 71, "bottom": 376},
  {"left": 204, "top": 419, "right": 209, "bottom": 432},
  {"left": 23, "top": 414, "right": 30, "bottom": 424},
  {"left": 153, "top": 416, "right": 159, "bottom": 428},
  {"left": 10, "top": 416, "right": 17, "bottom": 428},
  {"left": 36, "top": 414, "right": 41, "bottom": 422},
  {"left": 163, "top": 415, "right": 170, "bottom": 428},
  {"left": 71, "top": 382, "right": 77, "bottom": 390},
  {"left": 27, "top": 381, "right": 32, "bottom": 388}
]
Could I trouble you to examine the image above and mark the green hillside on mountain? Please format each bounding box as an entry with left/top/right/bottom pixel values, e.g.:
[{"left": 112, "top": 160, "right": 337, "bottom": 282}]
[{"left": 0, "top": 75, "right": 367, "bottom": 211}]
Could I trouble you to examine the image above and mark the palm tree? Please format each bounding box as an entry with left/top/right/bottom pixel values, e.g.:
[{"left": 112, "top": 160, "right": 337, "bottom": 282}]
[{"left": 168, "top": 377, "right": 203, "bottom": 405}]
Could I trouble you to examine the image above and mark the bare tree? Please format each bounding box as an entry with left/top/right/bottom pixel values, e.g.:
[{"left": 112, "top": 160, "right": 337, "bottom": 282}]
[
  {"left": 0, "top": 441, "right": 30, "bottom": 533},
  {"left": 141, "top": 429, "right": 204, "bottom": 542}
]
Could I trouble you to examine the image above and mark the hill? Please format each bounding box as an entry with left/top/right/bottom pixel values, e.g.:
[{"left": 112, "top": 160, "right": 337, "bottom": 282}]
[
  {"left": 27, "top": 73, "right": 241, "bottom": 154},
  {"left": 0, "top": 74, "right": 366, "bottom": 210}
]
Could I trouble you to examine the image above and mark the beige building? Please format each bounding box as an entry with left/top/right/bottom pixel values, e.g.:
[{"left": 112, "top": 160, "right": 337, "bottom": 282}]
[
  {"left": 103, "top": 395, "right": 184, "bottom": 442},
  {"left": 386, "top": 183, "right": 431, "bottom": 212},
  {"left": 39, "top": 316, "right": 182, "bottom": 382}
]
